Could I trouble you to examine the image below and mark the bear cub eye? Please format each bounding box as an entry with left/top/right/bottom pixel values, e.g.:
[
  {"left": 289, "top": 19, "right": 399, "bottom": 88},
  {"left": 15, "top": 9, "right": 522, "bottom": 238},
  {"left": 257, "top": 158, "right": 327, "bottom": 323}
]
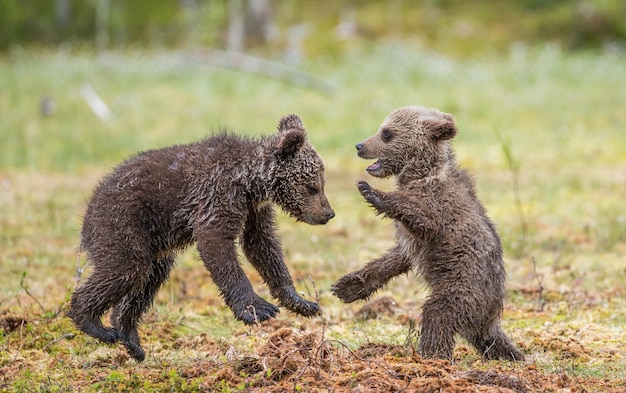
[
  {"left": 307, "top": 185, "right": 320, "bottom": 196},
  {"left": 381, "top": 129, "right": 392, "bottom": 142}
]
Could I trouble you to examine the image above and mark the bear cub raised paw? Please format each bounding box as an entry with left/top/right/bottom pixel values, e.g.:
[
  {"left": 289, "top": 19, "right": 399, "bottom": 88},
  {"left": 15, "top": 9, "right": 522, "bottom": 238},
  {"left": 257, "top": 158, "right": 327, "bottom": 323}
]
[
  {"left": 332, "top": 106, "right": 523, "bottom": 361},
  {"left": 68, "top": 114, "right": 334, "bottom": 361}
]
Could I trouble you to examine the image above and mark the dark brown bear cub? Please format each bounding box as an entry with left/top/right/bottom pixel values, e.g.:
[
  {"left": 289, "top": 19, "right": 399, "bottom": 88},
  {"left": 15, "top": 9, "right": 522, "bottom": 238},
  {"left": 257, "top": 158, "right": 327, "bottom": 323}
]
[
  {"left": 332, "top": 106, "right": 523, "bottom": 361},
  {"left": 68, "top": 114, "right": 334, "bottom": 361}
]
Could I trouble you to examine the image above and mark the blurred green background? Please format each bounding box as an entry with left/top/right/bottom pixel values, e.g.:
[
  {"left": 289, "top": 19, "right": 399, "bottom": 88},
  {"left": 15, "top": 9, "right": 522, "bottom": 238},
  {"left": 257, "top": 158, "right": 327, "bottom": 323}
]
[{"left": 1, "top": 0, "right": 625, "bottom": 53}]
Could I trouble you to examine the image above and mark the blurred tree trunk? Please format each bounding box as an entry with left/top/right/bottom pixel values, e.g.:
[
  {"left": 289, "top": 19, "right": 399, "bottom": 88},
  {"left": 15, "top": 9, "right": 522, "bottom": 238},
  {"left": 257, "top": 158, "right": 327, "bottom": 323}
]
[
  {"left": 228, "top": 0, "right": 274, "bottom": 52},
  {"left": 388, "top": 0, "right": 404, "bottom": 38},
  {"left": 55, "top": 0, "right": 70, "bottom": 27},
  {"left": 245, "top": 0, "right": 273, "bottom": 47},
  {"left": 181, "top": 0, "right": 200, "bottom": 47},
  {"left": 227, "top": 0, "right": 244, "bottom": 52},
  {"left": 96, "top": 0, "right": 110, "bottom": 52}
]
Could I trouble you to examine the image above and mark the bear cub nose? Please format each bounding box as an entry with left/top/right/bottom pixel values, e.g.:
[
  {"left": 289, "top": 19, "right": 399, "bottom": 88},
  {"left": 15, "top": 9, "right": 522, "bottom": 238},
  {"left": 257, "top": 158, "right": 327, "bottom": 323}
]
[{"left": 355, "top": 143, "right": 364, "bottom": 151}]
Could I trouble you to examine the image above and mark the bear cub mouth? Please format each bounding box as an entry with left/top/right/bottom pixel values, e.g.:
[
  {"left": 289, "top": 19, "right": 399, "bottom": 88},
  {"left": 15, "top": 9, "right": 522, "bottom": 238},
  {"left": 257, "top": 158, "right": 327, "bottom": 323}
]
[{"left": 366, "top": 160, "right": 382, "bottom": 173}]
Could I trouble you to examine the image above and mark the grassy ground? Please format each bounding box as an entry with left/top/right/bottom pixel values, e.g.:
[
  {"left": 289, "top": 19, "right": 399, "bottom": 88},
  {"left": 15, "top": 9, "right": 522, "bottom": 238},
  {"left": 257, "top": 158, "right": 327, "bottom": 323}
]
[{"left": 1, "top": 45, "right": 625, "bottom": 391}]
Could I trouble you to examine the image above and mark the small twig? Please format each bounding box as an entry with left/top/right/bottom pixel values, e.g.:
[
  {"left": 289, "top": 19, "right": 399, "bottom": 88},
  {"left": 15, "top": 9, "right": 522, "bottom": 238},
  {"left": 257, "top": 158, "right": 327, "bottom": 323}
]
[
  {"left": 19, "top": 272, "right": 46, "bottom": 313},
  {"left": 188, "top": 49, "right": 337, "bottom": 95},
  {"left": 325, "top": 339, "right": 401, "bottom": 379},
  {"left": 482, "top": 339, "right": 497, "bottom": 359},
  {"left": 496, "top": 130, "right": 529, "bottom": 256},
  {"left": 246, "top": 305, "right": 259, "bottom": 325},
  {"left": 80, "top": 83, "right": 113, "bottom": 123},
  {"left": 403, "top": 318, "right": 420, "bottom": 356},
  {"left": 309, "top": 275, "right": 320, "bottom": 304},
  {"left": 290, "top": 275, "right": 325, "bottom": 390},
  {"left": 297, "top": 273, "right": 315, "bottom": 301},
  {"left": 569, "top": 363, "right": 588, "bottom": 393},
  {"left": 150, "top": 321, "right": 168, "bottom": 367},
  {"left": 75, "top": 252, "right": 90, "bottom": 287},
  {"left": 41, "top": 333, "right": 76, "bottom": 351},
  {"left": 313, "top": 338, "right": 328, "bottom": 379},
  {"left": 532, "top": 257, "right": 545, "bottom": 312},
  {"left": 291, "top": 319, "right": 329, "bottom": 390},
  {"left": 13, "top": 319, "right": 26, "bottom": 363}
]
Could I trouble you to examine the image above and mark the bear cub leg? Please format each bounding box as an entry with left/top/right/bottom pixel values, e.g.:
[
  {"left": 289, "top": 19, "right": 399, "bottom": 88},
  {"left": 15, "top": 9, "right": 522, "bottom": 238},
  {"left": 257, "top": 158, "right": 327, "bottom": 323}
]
[
  {"left": 418, "top": 296, "right": 460, "bottom": 360},
  {"left": 67, "top": 271, "right": 127, "bottom": 345},
  {"left": 109, "top": 256, "right": 175, "bottom": 362},
  {"left": 196, "top": 227, "right": 280, "bottom": 324},
  {"left": 242, "top": 205, "right": 321, "bottom": 317}
]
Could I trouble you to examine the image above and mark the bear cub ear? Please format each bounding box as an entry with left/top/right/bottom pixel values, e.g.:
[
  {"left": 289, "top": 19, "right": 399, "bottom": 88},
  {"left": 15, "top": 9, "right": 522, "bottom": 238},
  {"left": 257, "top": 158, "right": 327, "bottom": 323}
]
[
  {"left": 275, "top": 129, "right": 305, "bottom": 159},
  {"left": 274, "top": 114, "right": 306, "bottom": 159},
  {"left": 277, "top": 114, "right": 305, "bottom": 133},
  {"left": 429, "top": 115, "right": 458, "bottom": 141}
]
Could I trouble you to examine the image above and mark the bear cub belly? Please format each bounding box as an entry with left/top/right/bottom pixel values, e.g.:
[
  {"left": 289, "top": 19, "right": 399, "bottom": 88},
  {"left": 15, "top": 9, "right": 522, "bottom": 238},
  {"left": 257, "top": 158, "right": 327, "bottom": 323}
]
[
  {"left": 332, "top": 106, "right": 524, "bottom": 361},
  {"left": 68, "top": 114, "right": 334, "bottom": 361}
]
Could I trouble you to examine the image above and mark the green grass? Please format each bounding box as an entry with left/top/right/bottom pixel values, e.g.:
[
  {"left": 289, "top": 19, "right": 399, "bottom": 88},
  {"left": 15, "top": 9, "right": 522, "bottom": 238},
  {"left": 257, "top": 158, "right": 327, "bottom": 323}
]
[{"left": 1, "top": 44, "right": 625, "bottom": 390}]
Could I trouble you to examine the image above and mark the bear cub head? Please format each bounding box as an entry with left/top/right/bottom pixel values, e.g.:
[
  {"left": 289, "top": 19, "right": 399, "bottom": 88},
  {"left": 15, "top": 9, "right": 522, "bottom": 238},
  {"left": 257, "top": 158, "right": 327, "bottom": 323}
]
[
  {"left": 269, "top": 114, "right": 335, "bottom": 225},
  {"left": 355, "top": 106, "right": 457, "bottom": 178}
]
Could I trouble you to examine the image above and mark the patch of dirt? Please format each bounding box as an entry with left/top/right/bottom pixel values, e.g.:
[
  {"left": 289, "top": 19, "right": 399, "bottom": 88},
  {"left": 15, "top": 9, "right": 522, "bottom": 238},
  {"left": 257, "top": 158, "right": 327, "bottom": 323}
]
[
  {"left": 524, "top": 330, "right": 593, "bottom": 360},
  {"left": 2, "top": 316, "right": 625, "bottom": 392},
  {"left": 0, "top": 314, "right": 28, "bottom": 333},
  {"left": 355, "top": 342, "right": 412, "bottom": 358},
  {"left": 2, "top": 289, "right": 625, "bottom": 392},
  {"left": 192, "top": 327, "right": 624, "bottom": 392},
  {"left": 356, "top": 296, "right": 400, "bottom": 320},
  {"left": 456, "top": 370, "right": 530, "bottom": 392}
]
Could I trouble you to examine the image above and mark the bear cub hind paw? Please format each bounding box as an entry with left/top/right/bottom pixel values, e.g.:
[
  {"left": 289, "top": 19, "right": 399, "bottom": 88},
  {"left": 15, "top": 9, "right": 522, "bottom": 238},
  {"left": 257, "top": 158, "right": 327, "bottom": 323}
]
[
  {"left": 122, "top": 341, "right": 146, "bottom": 362},
  {"left": 279, "top": 295, "right": 321, "bottom": 317},
  {"left": 77, "top": 322, "right": 119, "bottom": 345},
  {"left": 484, "top": 344, "right": 525, "bottom": 362}
]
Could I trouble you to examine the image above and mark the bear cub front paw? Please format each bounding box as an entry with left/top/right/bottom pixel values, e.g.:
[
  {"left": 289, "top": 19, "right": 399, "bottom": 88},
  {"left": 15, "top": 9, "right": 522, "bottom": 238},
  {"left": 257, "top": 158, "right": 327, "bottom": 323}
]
[
  {"left": 331, "top": 272, "right": 379, "bottom": 303},
  {"left": 234, "top": 295, "right": 280, "bottom": 325},
  {"left": 358, "top": 181, "right": 385, "bottom": 212}
]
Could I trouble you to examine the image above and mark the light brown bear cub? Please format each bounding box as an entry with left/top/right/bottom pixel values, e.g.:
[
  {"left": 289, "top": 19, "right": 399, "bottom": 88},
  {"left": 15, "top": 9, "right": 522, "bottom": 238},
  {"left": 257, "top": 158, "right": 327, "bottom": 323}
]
[{"left": 332, "top": 106, "right": 523, "bottom": 361}]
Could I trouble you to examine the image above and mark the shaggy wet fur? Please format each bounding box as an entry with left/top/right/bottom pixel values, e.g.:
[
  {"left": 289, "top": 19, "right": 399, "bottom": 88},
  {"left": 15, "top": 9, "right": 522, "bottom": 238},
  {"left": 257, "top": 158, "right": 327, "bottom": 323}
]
[
  {"left": 332, "top": 106, "right": 524, "bottom": 361},
  {"left": 68, "top": 114, "right": 335, "bottom": 361}
]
